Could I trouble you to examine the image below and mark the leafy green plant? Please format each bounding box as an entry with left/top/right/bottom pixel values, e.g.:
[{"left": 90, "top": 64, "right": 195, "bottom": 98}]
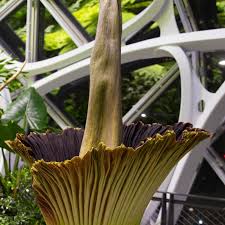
[
  {"left": 0, "top": 80, "right": 48, "bottom": 225},
  {"left": 0, "top": 103, "right": 45, "bottom": 224},
  {"left": 217, "top": 1, "right": 225, "bottom": 27},
  {"left": 122, "top": 63, "right": 174, "bottom": 114},
  {"left": 2, "top": 87, "right": 48, "bottom": 131},
  {"left": 0, "top": 121, "right": 24, "bottom": 151},
  {"left": 0, "top": 156, "right": 45, "bottom": 225},
  {"left": 4, "top": 0, "right": 153, "bottom": 55}
]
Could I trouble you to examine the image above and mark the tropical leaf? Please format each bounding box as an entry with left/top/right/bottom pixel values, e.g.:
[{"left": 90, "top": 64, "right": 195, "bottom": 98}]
[
  {"left": 2, "top": 87, "right": 48, "bottom": 130},
  {"left": 0, "top": 121, "right": 24, "bottom": 151}
]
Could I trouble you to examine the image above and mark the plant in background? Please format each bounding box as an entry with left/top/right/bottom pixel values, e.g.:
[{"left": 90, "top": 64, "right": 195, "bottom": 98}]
[
  {"left": 7, "top": 1, "right": 209, "bottom": 225},
  {"left": 0, "top": 93, "right": 48, "bottom": 224},
  {"left": 0, "top": 89, "right": 51, "bottom": 224},
  {"left": 1, "top": 87, "right": 48, "bottom": 131},
  {"left": 122, "top": 63, "right": 174, "bottom": 115},
  {"left": 0, "top": 55, "right": 24, "bottom": 92},
  {"left": 0, "top": 58, "right": 49, "bottom": 224},
  {"left": 0, "top": 122, "right": 44, "bottom": 225},
  {"left": 0, "top": 151, "right": 45, "bottom": 225}
]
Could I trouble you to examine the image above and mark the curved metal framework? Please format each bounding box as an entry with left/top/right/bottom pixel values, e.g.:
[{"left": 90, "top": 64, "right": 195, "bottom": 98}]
[{"left": 1, "top": 0, "right": 225, "bottom": 224}]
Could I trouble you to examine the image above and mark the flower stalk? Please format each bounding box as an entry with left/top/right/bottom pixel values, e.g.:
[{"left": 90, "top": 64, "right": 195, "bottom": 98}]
[{"left": 79, "top": 0, "right": 122, "bottom": 158}]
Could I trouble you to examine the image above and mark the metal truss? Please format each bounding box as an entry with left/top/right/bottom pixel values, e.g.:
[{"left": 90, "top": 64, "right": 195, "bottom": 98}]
[
  {"left": 31, "top": 28, "right": 225, "bottom": 95},
  {"left": 1, "top": 0, "right": 225, "bottom": 224},
  {"left": 0, "top": 0, "right": 25, "bottom": 20}
]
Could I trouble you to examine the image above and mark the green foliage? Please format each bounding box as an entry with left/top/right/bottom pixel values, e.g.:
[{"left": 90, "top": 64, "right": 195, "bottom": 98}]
[
  {"left": 74, "top": 4, "right": 136, "bottom": 35},
  {"left": 122, "top": 11, "right": 136, "bottom": 23},
  {"left": 4, "top": 0, "right": 151, "bottom": 54},
  {"left": 122, "top": 63, "right": 173, "bottom": 113},
  {"left": 217, "top": 1, "right": 225, "bottom": 27},
  {"left": 0, "top": 74, "right": 46, "bottom": 224},
  {"left": 0, "top": 139, "right": 44, "bottom": 225},
  {"left": 0, "top": 0, "right": 9, "bottom": 7},
  {"left": 0, "top": 63, "right": 49, "bottom": 224},
  {"left": 73, "top": 4, "right": 99, "bottom": 36},
  {"left": 64, "top": 90, "right": 88, "bottom": 126},
  {"left": 69, "top": 0, "right": 98, "bottom": 11},
  {"left": 7, "top": 5, "right": 27, "bottom": 31},
  {"left": 142, "top": 79, "right": 180, "bottom": 125},
  {"left": 0, "top": 57, "right": 23, "bottom": 92},
  {"left": 204, "top": 53, "right": 225, "bottom": 93},
  {"left": 0, "top": 151, "right": 21, "bottom": 196},
  {"left": 2, "top": 87, "right": 48, "bottom": 131},
  {"left": 59, "top": 42, "right": 77, "bottom": 55},
  {"left": 122, "top": 0, "right": 152, "bottom": 13},
  {"left": 44, "top": 3, "right": 136, "bottom": 53},
  {"left": 0, "top": 121, "right": 24, "bottom": 151},
  {"left": 44, "top": 29, "right": 73, "bottom": 52},
  {"left": 0, "top": 165, "right": 45, "bottom": 225}
]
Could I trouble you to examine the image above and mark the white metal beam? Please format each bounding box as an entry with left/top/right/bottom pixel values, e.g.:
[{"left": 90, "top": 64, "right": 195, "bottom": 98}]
[
  {"left": 122, "top": 0, "right": 167, "bottom": 41},
  {"left": 18, "top": 28, "right": 225, "bottom": 76},
  {"left": 32, "top": 28, "right": 225, "bottom": 95},
  {"left": 0, "top": 0, "right": 24, "bottom": 21},
  {"left": 26, "top": 0, "right": 41, "bottom": 63},
  {"left": 174, "top": 0, "right": 198, "bottom": 32}
]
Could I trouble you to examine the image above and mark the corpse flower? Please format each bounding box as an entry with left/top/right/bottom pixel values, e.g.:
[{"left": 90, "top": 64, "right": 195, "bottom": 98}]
[
  {"left": 6, "top": 0, "right": 210, "bottom": 224},
  {"left": 8, "top": 123, "right": 208, "bottom": 225}
]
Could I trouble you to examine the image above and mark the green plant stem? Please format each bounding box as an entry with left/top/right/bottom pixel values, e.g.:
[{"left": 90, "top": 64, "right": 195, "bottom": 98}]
[
  {"left": 13, "top": 165, "right": 23, "bottom": 199},
  {"left": 8, "top": 151, "right": 11, "bottom": 173},
  {"left": 1, "top": 148, "right": 9, "bottom": 178},
  {"left": 13, "top": 154, "right": 20, "bottom": 173},
  {"left": 0, "top": 61, "right": 26, "bottom": 92},
  {"left": 11, "top": 112, "right": 29, "bottom": 198}
]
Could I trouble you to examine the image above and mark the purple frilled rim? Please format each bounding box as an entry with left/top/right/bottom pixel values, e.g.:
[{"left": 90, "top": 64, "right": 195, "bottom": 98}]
[{"left": 12, "top": 122, "right": 207, "bottom": 162}]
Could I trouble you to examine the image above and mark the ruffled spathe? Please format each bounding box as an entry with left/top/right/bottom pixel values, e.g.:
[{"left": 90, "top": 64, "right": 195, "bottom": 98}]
[{"left": 6, "top": 122, "right": 209, "bottom": 225}]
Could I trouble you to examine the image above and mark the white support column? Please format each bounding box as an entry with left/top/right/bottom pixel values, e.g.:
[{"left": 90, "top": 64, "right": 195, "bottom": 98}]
[
  {"left": 26, "top": 0, "right": 41, "bottom": 63},
  {"left": 0, "top": 77, "right": 12, "bottom": 175},
  {"left": 157, "top": 0, "right": 179, "bottom": 35}
]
